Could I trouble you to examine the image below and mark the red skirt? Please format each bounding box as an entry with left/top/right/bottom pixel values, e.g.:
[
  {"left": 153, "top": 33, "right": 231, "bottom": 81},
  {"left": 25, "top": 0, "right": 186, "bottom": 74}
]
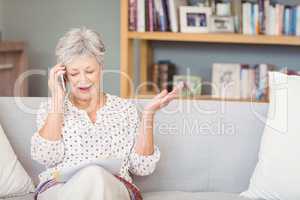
[
  {"left": 114, "top": 175, "right": 143, "bottom": 200},
  {"left": 34, "top": 176, "right": 142, "bottom": 200}
]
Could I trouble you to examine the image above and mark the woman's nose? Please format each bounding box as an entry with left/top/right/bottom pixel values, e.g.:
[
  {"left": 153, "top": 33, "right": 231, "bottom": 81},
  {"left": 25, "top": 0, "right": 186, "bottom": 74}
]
[{"left": 79, "top": 72, "right": 88, "bottom": 82}]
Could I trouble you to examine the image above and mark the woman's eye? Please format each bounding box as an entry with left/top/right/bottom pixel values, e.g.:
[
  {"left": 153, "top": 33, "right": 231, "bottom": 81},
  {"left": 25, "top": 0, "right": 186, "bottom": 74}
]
[
  {"left": 70, "top": 73, "right": 78, "bottom": 76},
  {"left": 87, "top": 71, "right": 94, "bottom": 74}
]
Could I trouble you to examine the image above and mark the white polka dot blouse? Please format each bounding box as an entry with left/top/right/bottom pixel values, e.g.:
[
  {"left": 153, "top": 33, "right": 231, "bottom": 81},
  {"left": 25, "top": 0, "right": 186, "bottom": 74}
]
[{"left": 31, "top": 93, "right": 160, "bottom": 185}]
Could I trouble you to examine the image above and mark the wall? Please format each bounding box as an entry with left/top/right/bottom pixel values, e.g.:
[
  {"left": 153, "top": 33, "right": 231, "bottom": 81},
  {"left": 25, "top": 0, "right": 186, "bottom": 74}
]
[{"left": 2, "top": 0, "right": 120, "bottom": 96}]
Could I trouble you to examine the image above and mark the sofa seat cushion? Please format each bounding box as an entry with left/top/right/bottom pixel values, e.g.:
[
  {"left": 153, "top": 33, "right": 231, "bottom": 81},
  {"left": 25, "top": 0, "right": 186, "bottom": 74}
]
[
  {"left": 0, "top": 193, "right": 34, "bottom": 200},
  {"left": 143, "top": 191, "right": 256, "bottom": 200},
  {"left": 1, "top": 191, "right": 265, "bottom": 200}
]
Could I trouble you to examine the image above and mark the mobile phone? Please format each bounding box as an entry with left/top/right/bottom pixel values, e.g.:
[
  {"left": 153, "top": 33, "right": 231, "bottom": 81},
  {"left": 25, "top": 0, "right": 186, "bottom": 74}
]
[{"left": 60, "top": 74, "right": 66, "bottom": 92}]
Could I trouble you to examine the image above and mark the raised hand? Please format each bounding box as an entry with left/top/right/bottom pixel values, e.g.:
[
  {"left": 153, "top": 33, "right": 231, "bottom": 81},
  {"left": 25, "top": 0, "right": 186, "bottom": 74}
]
[{"left": 143, "top": 82, "right": 184, "bottom": 115}]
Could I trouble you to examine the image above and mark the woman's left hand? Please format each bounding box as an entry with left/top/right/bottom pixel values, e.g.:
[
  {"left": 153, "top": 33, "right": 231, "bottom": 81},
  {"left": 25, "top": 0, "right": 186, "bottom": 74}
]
[{"left": 143, "top": 82, "right": 184, "bottom": 115}]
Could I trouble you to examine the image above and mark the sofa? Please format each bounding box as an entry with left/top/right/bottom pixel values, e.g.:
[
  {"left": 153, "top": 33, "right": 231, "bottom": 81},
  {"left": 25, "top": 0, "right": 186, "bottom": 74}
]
[{"left": 0, "top": 97, "right": 269, "bottom": 200}]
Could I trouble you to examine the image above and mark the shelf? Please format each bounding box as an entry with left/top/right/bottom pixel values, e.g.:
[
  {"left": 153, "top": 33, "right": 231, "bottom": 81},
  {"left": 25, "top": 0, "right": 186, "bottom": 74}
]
[
  {"left": 135, "top": 93, "right": 269, "bottom": 103},
  {"left": 0, "top": 42, "right": 25, "bottom": 52},
  {"left": 128, "top": 32, "right": 300, "bottom": 46}
]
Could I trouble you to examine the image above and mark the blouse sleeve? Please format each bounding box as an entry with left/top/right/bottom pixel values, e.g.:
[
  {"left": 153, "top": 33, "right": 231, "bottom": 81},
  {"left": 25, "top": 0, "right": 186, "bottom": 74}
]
[
  {"left": 127, "top": 102, "right": 160, "bottom": 176},
  {"left": 30, "top": 99, "right": 65, "bottom": 167}
]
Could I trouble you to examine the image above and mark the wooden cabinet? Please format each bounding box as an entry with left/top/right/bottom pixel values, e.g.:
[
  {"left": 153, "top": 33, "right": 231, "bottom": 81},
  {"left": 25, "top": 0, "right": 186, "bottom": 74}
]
[{"left": 0, "top": 42, "right": 28, "bottom": 96}]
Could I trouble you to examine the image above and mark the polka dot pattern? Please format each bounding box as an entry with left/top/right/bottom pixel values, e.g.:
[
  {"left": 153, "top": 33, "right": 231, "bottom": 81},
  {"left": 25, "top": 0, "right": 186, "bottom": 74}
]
[{"left": 30, "top": 93, "right": 160, "bottom": 184}]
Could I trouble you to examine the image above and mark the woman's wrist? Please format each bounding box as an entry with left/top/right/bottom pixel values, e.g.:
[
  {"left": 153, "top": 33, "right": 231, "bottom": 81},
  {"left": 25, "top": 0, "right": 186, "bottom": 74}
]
[
  {"left": 142, "top": 110, "right": 155, "bottom": 118},
  {"left": 51, "top": 96, "right": 64, "bottom": 113}
]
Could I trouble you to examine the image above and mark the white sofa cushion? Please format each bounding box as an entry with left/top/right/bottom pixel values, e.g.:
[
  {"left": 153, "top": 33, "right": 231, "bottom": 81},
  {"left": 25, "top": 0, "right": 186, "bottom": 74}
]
[
  {"left": 241, "top": 72, "right": 300, "bottom": 199},
  {"left": 0, "top": 123, "right": 34, "bottom": 198}
]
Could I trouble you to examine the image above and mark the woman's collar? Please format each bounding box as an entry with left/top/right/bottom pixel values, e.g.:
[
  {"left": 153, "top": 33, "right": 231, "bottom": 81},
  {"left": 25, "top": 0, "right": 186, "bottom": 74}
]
[{"left": 64, "top": 92, "right": 112, "bottom": 114}]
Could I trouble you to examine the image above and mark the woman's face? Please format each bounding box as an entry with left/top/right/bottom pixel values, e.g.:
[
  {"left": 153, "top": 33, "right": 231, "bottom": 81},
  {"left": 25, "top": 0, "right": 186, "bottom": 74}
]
[{"left": 65, "top": 55, "right": 101, "bottom": 101}]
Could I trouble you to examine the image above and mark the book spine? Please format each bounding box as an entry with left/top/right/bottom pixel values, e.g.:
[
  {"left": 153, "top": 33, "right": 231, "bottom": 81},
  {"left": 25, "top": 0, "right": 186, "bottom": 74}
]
[
  {"left": 148, "top": 0, "right": 154, "bottom": 31},
  {"left": 275, "top": 4, "right": 283, "bottom": 35},
  {"left": 164, "top": 0, "right": 171, "bottom": 31},
  {"left": 231, "top": 0, "right": 242, "bottom": 33},
  {"left": 258, "top": 0, "right": 265, "bottom": 34},
  {"left": 284, "top": 7, "right": 291, "bottom": 35},
  {"left": 254, "top": 3, "right": 259, "bottom": 35},
  {"left": 242, "top": 3, "right": 250, "bottom": 34},
  {"left": 296, "top": 6, "right": 300, "bottom": 36},
  {"left": 129, "top": 0, "right": 137, "bottom": 31},
  {"left": 137, "top": 0, "right": 146, "bottom": 32},
  {"left": 145, "top": 0, "right": 149, "bottom": 31},
  {"left": 168, "top": 0, "right": 177, "bottom": 32},
  {"left": 158, "top": 0, "right": 167, "bottom": 31},
  {"left": 241, "top": 68, "right": 249, "bottom": 99},
  {"left": 248, "top": 68, "right": 256, "bottom": 99},
  {"left": 154, "top": 0, "right": 161, "bottom": 31},
  {"left": 264, "top": 0, "right": 270, "bottom": 35},
  {"left": 152, "top": 63, "right": 159, "bottom": 91},
  {"left": 259, "top": 64, "right": 268, "bottom": 100},
  {"left": 271, "top": 4, "right": 276, "bottom": 35},
  {"left": 291, "top": 7, "right": 296, "bottom": 35}
]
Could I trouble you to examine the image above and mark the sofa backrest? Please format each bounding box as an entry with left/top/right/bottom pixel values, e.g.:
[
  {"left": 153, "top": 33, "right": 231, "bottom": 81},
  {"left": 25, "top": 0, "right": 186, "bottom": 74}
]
[{"left": 0, "top": 97, "right": 268, "bottom": 193}]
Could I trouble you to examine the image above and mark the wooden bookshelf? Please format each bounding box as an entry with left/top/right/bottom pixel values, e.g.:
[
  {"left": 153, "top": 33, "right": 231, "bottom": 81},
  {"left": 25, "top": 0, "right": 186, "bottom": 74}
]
[
  {"left": 128, "top": 32, "right": 300, "bottom": 46},
  {"left": 120, "top": 1, "right": 300, "bottom": 103}
]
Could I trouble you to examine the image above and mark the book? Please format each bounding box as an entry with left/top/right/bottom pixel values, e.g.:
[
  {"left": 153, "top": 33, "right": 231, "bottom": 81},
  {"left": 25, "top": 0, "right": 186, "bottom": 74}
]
[
  {"left": 154, "top": 0, "right": 166, "bottom": 31},
  {"left": 151, "top": 60, "right": 176, "bottom": 92},
  {"left": 231, "top": 0, "right": 242, "bottom": 33},
  {"left": 129, "top": 0, "right": 137, "bottom": 31},
  {"left": 258, "top": 0, "right": 265, "bottom": 34},
  {"left": 137, "top": 0, "right": 146, "bottom": 32},
  {"left": 256, "top": 64, "right": 276, "bottom": 100},
  {"left": 242, "top": 2, "right": 251, "bottom": 35},
  {"left": 296, "top": 6, "right": 300, "bottom": 36},
  {"left": 253, "top": 3, "right": 259, "bottom": 34},
  {"left": 52, "top": 159, "right": 122, "bottom": 183},
  {"left": 264, "top": 0, "right": 270, "bottom": 35},
  {"left": 275, "top": 4, "right": 284, "bottom": 35},
  {"left": 147, "top": 0, "right": 155, "bottom": 31},
  {"left": 167, "top": 0, "right": 186, "bottom": 32},
  {"left": 240, "top": 65, "right": 256, "bottom": 99},
  {"left": 284, "top": 6, "right": 292, "bottom": 35},
  {"left": 158, "top": 60, "right": 176, "bottom": 91}
]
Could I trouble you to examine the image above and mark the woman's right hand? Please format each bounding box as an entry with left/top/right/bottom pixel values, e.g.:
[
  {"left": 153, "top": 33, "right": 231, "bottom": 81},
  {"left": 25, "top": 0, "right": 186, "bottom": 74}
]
[
  {"left": 48, "top": 63, "right": 66, "bottom": 112},
  {"left": 48, "top": 63, "right": 66, "bottom": 99}
]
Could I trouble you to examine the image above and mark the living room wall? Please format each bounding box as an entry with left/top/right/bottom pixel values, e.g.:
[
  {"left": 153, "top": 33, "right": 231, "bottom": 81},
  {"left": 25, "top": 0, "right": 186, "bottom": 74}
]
[{"left": 2, "top": 0, "right": 120, "bottom": 96}]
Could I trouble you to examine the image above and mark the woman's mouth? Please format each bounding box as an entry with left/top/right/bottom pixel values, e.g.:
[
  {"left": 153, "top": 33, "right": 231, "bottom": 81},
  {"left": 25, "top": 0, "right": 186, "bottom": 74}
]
[{"left": 77, "top": 85, "right": 92, "bottom": 93}]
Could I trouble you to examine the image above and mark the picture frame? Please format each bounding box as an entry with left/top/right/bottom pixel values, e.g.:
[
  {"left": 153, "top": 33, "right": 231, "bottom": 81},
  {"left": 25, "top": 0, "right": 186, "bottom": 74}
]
[
  {"left": 210, "top": 16, "right": 235, "bottom": 33},
  {"left": 212, "top": 63, "right": 241, "bottom": 99},
  {"left": 179, "top": 6, "right": 212, "bottom": 33},
  {"left": 173, "top": 75, "right": 202, "bottom": 97}
]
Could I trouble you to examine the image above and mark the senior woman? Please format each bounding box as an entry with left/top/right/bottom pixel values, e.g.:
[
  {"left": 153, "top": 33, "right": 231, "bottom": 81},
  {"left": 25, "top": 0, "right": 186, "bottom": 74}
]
[{"left": 30, "top": 27, "right": 182, "bottom": 200}]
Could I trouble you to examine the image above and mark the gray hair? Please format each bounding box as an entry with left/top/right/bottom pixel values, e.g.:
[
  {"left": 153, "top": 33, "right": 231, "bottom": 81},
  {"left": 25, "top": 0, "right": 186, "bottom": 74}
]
[{"left": 55, "top": 27, "right": 106, "bottom": 66}]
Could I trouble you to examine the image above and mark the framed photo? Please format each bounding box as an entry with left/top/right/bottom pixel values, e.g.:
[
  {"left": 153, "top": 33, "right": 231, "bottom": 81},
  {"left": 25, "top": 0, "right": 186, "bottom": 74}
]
[
  {"left": 173, "top": 75, "right": 202, "bottom": 97},
  {"left": 212, "top": 63, "right": 241, "bottom": 99},
  {"left": 210, "top": 16, "right": 235, "bottom": 33},
  {"left": 180, "top": 6, "right": 212, "bottom": 33}
]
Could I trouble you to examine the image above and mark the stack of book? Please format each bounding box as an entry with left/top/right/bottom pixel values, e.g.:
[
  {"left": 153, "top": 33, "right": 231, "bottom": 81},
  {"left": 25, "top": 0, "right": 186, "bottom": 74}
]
[
  {"left": 212, "top": 63, "right": 276, "bottom": 100},
  {"left": 150, "top": 60, "right": 177, "bottom": 92},
  {"left": 241, "top": 0, "right": 300, "bottom": 36},
  {"left": 128, "top": 0, "right": 300, "bottom": 36},
  {"left": 129, "top": 0, "right": 186, "bottom": 32}
]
